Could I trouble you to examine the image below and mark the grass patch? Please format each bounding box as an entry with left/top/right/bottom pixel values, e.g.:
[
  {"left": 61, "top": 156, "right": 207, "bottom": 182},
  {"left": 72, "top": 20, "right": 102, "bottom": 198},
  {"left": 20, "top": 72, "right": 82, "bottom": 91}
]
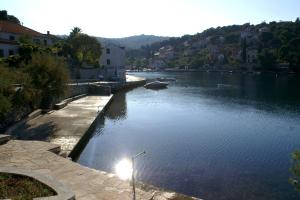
[{"left": 0, "top": 172, "right": 57, "bottom": 200}]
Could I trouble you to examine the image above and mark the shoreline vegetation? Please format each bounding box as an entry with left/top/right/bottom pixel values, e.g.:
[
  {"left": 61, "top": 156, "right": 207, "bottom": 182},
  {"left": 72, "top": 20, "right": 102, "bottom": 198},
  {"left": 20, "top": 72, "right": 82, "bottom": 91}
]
[{"left": 127, "top": 68, "right": 298, "bottom": 75}]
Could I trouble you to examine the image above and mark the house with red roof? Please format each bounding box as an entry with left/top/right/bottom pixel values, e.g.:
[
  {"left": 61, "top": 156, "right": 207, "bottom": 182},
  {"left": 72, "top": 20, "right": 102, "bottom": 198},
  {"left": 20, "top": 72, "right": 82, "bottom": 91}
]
[{"left": 0, "top": 21, "right": 53, "bottom": 57}]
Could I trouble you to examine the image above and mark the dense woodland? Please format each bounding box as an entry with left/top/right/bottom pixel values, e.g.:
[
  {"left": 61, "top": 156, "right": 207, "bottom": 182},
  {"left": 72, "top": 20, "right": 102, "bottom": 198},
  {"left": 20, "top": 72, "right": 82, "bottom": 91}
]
[{"left": 127, "top": 19, "right": 300, "bottom": 72}]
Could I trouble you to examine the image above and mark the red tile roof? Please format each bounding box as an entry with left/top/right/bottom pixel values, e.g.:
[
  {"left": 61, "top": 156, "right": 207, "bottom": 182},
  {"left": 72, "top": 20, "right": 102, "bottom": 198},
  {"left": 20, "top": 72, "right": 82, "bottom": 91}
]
[{"left": 0, "top": 21, "right": 44, "bottom": 37}]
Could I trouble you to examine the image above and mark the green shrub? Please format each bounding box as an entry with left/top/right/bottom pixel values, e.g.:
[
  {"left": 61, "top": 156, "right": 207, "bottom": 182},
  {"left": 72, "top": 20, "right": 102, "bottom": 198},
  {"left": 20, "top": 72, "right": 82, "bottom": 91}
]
[
  {"left": 291, "top": 150, "right": 300, "bottom": 192},
  {"left": 0, "top": 63, "right": 38, "bottom": 119},
  {"left": 0, "top": 64, "right": 14, "bottom": 119},
  {"left": 25, "top": 53, "right": 70, "bottom": 108}
]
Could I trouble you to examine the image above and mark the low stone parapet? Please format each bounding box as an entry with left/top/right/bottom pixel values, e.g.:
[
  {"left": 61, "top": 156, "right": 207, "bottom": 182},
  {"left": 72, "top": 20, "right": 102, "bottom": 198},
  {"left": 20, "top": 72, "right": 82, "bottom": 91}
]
[
  {"left": 0, "top": 166, "right": 75, "bottom": 200},
  {"left": 88, "top": 83, "right": 111, "bottom": 95}
]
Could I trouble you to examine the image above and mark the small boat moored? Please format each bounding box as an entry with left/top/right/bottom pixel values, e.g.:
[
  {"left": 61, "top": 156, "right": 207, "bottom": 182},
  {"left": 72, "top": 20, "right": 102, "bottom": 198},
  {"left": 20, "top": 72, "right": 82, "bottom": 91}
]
[
  {"left": 144, "top": 81, "right": 168, "bottom": 89},
  {"left": 156, "top": 77, "right": 176, "bottom": 82}
]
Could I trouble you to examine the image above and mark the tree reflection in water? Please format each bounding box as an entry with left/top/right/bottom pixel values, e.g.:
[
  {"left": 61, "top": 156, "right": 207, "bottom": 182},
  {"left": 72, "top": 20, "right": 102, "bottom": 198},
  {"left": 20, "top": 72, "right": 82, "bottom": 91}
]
[{"left": 106, "top": 91, "right": 127, "bottom": 121}]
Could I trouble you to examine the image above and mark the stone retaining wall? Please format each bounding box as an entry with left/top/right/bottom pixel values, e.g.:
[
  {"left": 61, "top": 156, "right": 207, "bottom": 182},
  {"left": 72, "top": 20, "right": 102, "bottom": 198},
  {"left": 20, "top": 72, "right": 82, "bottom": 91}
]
[{"left": 68, "top": 84, "right": 89, "bottom": 97}]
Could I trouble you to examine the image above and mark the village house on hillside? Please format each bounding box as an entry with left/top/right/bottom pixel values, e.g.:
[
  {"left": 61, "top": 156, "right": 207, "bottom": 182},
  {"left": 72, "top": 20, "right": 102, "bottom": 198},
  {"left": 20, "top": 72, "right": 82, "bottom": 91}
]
[{"left": 0, "top": 20, "right": 53, "bottom": 57}]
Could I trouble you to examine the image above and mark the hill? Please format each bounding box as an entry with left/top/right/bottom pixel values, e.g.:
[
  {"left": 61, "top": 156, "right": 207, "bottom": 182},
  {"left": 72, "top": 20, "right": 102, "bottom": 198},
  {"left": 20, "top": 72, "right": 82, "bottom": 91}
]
[
  {"left": 127, "top": 19, "right": 300, "bottom": 72},
  {"left": 96, "top": 34, "right": 170, "bottom": 49}
]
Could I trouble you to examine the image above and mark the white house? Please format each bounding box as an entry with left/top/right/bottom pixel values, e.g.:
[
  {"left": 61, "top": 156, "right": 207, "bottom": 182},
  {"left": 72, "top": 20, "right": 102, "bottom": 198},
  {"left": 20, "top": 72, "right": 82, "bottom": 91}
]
[
  {"left": 99, "top": 42, "right": 126, "bottom": 82},
  {"left": 247, "top": 49, "right": 258, "bottom": 63},
  {"left": 0, "top": 20, "right": 53, "bottom": 57}
]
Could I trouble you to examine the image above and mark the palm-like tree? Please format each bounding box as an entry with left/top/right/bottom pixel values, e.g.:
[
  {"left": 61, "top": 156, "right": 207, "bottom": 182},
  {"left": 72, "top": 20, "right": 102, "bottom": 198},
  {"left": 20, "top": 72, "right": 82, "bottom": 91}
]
[{"left": 69, "top": 27, "right": 82, "bottom": 40}]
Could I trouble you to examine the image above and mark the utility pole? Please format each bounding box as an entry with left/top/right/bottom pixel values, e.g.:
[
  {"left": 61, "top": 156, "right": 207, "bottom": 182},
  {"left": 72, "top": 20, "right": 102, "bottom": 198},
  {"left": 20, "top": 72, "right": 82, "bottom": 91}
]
[{"left": 132, "top": 151, "right": 146, "bottom": 200}]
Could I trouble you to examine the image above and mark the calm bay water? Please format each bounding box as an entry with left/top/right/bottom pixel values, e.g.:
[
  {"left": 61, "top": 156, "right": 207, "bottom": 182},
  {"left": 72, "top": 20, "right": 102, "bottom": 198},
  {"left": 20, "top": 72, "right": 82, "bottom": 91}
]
[{"left": 77, "top": 72, "right": 300, "bottom": 200}]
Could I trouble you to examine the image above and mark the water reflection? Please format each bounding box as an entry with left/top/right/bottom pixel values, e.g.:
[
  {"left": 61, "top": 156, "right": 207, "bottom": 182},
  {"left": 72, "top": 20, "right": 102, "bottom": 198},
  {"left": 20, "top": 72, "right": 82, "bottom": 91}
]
[
  {"left": 78, "top": 72, "right": 300, "bottom": 200},
  {"left": 173, "top": 72, "right": 300, "bottom": 114},
  {"left": 92, "top": 92, "right": 128, "bottom": 138},
  {"left": 106, "top": 91, "right": 127, "bottom": 120},
  {"left": 115, "top": 158, "right": 132, "bottom": 180}
]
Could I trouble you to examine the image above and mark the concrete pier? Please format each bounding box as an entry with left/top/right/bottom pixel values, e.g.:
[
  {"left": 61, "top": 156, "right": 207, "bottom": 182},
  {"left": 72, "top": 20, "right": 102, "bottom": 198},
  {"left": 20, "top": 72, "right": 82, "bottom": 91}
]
[{"left": 6, "top": 95, "right": 113, "bottom": 156}]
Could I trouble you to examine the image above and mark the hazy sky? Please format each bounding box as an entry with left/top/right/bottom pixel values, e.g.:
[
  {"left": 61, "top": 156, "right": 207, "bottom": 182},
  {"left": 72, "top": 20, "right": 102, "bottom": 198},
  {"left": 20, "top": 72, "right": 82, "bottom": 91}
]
[{"left": 1, "top": 0, "right": 300, "bottom": 38}]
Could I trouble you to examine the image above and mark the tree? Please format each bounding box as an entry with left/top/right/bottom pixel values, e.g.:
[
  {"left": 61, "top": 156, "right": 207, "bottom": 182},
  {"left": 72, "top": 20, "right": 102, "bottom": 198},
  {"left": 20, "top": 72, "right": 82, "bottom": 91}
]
[
  {"left": 287, "top": 38, "right": 300, "bottom": 69},
  {"left": 291, "top": 151, "right": 300, "bottom": 192},
  {"left": 279, "top": 38, "right": 300, "bottom": 70},
  {"left": 241, "top": 38, "right": 247, "bottom": 63},
  {"left": 225, "top": 33, "right": 240, "bottom": 44},
  {"left": 64, "top": 28, "right": 102, "bottom": 78},
  {"left": 260, "top": 32, "right": 274, "bottom": 44},
  {"left": 69, "top": 27, "right": 82, "bottom": 40},
  {"left": 258, "top": 48, "right": 277, "bottom": 69},
  {"left": 0, "top": 64, "right": 14, "bottom": 119},
  {"left": 0, "top": 63, "right": 35, "bottom": 119},
  {"left": 0, "top": 10, "right": 20, "bottom": 24},
  {"left": 24, "top": 53, "right": 70, "bottom": 108},
  {"left": 68, "top": 34, "right": 102, "bottom": 66}
]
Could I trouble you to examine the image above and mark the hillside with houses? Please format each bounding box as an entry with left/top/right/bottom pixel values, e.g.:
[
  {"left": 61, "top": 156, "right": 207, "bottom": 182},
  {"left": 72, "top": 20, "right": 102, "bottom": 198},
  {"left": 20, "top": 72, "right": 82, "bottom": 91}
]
[{"left": 127, "top": 19, "right": 300, "bottom": 72}]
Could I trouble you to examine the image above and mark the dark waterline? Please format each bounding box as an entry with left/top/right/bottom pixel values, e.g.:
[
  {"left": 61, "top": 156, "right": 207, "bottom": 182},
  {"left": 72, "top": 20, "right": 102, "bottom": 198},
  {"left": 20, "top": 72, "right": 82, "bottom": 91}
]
[{"left": 77, "top": 72, "right": 300, "bottom": 200}]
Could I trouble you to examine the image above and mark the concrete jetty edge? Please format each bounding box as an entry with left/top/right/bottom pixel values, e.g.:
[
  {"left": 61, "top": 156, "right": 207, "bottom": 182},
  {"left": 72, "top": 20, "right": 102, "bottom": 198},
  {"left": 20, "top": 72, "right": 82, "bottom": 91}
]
[{"left": 68, "top": 94, "right": 114, "bottom": 160}]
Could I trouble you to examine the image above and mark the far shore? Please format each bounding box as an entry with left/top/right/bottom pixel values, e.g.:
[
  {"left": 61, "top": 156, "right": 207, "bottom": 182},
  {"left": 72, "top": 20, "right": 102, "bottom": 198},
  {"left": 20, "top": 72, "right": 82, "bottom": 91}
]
[{"left": 127, "top": 69, "right": 299, "bottom": 75}]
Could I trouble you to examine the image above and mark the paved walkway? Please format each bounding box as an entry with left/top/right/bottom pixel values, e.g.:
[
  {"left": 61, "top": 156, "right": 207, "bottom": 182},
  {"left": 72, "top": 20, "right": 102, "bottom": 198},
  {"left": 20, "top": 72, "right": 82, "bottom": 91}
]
[
  {"left": 0, "top": 139, "right": 198, "bottom": 200},
  {"left": 6, "top": 95, "right": 113, "bottom": 155}
]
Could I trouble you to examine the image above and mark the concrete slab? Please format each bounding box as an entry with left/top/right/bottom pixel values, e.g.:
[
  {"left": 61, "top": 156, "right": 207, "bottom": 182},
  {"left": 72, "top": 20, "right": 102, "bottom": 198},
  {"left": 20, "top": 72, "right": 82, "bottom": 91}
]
[
  {"left": 0, "top": 140, "right": 199, "bottom": 200},
  {"left": 6, "top": 95, "right": 113, "bottom": 155}
]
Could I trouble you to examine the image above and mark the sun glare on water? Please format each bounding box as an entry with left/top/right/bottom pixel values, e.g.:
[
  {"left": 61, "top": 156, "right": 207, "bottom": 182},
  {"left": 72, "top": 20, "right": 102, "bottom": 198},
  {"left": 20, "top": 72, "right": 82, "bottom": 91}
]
[{"left": 115, "top": 158, "right": 133, "bottom": 180}]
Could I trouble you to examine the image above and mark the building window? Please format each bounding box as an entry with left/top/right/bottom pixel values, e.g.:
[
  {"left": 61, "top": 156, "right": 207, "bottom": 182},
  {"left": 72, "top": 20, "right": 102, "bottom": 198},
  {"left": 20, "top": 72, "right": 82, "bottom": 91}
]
[
  {"left": 107, "top": 59, "right": 111, "bottom": 65},
  {"left": 9, "top": 50, "right": 14, "bottom": 56},
  {"left": 106, "top": 48, "right": 110, "bottom": 54},
  {"left": 33, "top": 38, "right": 40, "bottom": 44},
  {"left": 9, "top": 35, "right": 15, "bottom": 40},
  {"left": 44, "top": 39, "right": 47, "bottom": 45},
  {"left": 0, "top": 49, "right": 4, "bottom": 57}
]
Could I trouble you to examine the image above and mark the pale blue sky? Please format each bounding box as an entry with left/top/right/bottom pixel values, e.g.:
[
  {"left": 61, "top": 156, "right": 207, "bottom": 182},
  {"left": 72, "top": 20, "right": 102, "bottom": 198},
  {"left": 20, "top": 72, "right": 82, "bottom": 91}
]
[{"left": 1, "top": 0, "right": 299, "bottom": 38}]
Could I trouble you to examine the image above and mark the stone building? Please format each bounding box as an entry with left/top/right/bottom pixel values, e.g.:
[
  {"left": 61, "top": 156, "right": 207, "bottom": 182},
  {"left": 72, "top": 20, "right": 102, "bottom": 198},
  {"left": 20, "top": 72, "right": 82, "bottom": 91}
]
[
  {"left": 99, "top": 42, "right": 126, "bottom": 82},
  {"left": 0, "top": 20, "right": 53, "bottom": 57}
]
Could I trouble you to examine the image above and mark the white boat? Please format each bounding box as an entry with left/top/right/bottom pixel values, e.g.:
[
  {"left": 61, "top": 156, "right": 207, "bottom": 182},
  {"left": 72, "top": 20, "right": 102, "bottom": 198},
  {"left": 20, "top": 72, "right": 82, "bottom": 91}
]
[
  {"left": 144, "top": 81, "right": 168, "bottom": 89},
  {"left": 156, "top": 77, "right": 176, "bottom": 82}
]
